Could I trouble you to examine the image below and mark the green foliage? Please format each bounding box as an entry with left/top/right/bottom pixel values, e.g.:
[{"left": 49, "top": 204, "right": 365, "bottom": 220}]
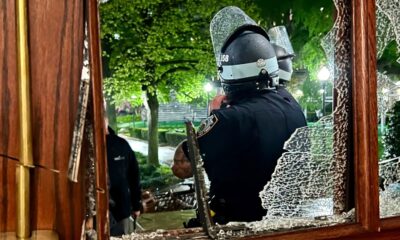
[
  {"left": 310, "top": 121, "right": 333, "bottom": 156},
  {"left": 141, "top": 128, "right": 149, "bottom": 140},
  {"left": 253, "top": 0, "right": 336, "bottom": 118},
  {"left": 158, "top": 129, "right": 168, "bottom": 143},
  {"left": 129, "top": 126, "right": 186, "bottom": 146},
  {"left": 378, "top": 126, "right": 385, "bottom": 160},
  {"left": 382, "top": 101, "right": 400, "bottom": 159},
  {"left": 255, "top": 0, "right": 333, "bottom": 78},
  {"left": 296, "top": 77, "right": 327, "bottom": 114},
  {"left": 158, "top": 121, "right": 185, "bottom": 129},
  {"left": 101, "top": 0, "right": 340, "bottom": 165},
  {"left": 256, "top": 0, "right": 333, "bottom": 35},
  {"left": 125, "top": 121, "right": 201, "bottom": 146},
  {"left": 116, "top": 115, "right": 135, "bottom": 124},
  {"left": 136, "top": 152, "right": 181, "bottom": 190},
  {"left": 165, "top": 131, "right": 187, "bottom": 146},
  {"left": 378, "top": 41, "right": 400, "bottom": 75},
  {"left": 130, "top": 127, "right": 144, "bottom": 138},
  {"left": 100, "top": 0, "right": 261, "bottom": 106}
]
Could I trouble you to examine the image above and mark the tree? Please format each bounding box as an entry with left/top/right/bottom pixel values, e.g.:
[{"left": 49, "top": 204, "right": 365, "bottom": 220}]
[
  {"left": 378, "top": 41, "right": 400, "bottom": 76},
  {"left": 100, "top": 0, "right": 261, "bottom": 166},
  {"left": 256, "top": 0, "right": 399, "bottom": 116},
  {"left": 256, "top": 0, "right": 334, "bottom": 76},
  {"left": 255, "top": 0, "right": 335, "bottom": 116}
]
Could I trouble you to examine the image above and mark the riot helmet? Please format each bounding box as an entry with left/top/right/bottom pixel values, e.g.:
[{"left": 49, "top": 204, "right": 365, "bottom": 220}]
[
  {"left": 272, "top": 43, "right": 294, "bottom": 84},
  {"left": 267, "top": 26, "right": 295, "bottom": 85},
  {"left": 267, "top": 26, "right": 294, "bottom": 56},
  {"left": 210, "top": 6, "right": 279, "bottom": 97}
]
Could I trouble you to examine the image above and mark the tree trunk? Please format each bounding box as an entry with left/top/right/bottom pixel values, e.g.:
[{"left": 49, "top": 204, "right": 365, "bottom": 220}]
[
  {"left": 144, "top": 90, "right": 159, "bottom": 166},
  {"left": 105, "top": 94, "right": 117, "bottom": 131}
]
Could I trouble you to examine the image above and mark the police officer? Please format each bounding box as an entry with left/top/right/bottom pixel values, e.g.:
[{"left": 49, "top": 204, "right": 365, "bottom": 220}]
[
  {"left": 172, "top": 6, "right": 306, "bottom": 224},
  {"left": 272, "top": 42, "right": 303, "bottom": 107},
  {"left": 106, "top": 125, "right": 142, "bottom": 235}
]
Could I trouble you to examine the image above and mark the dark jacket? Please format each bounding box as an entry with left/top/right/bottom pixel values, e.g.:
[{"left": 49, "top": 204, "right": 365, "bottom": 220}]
[
  {"left": 195, "top": 89, "right": 306, "bottom": 223},
  {"left": 107, "top": 127, "right": 141, "bottom": 222}
]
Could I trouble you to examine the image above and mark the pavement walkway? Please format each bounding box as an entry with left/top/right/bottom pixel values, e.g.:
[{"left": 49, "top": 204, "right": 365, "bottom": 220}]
[{"left": 120, "top": 135, "right": 175, "bottom": 166}]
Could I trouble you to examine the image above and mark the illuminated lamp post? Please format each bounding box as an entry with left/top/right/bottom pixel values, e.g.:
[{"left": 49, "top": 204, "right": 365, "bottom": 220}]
[
  {"left": 204, "top": 82, "right": 213, "bottom": 116},
  {"left": 317, "top": 66, "right": 330, "bottom": 116}
]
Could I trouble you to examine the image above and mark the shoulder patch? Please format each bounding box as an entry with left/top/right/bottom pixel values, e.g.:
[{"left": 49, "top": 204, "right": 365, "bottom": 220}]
[{"left": 197, "top": 114, "right": 219, "bottom": 137}]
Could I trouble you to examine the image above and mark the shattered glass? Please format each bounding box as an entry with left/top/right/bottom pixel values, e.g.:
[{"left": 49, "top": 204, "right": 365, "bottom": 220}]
[
  {"left": 380, "top": 182, "right": 400, "bottom": 218},
  {"left": 248, "top": 0, "right": 353, "bottom": 233},
  {"left": 260, "top": 116, "right": 334, "bottom": 219},
  {"left": 377, "top": 72, "right": 399, "bottom": 119},
  {"left": 209, "top": 6, "right": 260, "bottom": 65},
  {"left": 251, "top": 115, "right": 354, "bottom": 233},
  {"left": 376, "top": 0, "right": 400, "bottom": 219},
  {"left": 320, "top": 0, "right": 353, "bottom": 214},
  {"left": 376, "top": 0, "right": 400, "bottom": 63},
  {"left": 82, "top": 24, "right": 97, "bottom": 239},
  {"left": 81, "top": 25, "right": 96, "bottom": 219}
]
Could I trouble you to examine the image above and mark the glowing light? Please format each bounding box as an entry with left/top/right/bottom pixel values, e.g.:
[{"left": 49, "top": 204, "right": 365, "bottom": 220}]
[
  {"left": 204, "top": 83, "right": 213, "bottom": 92},
  {"left": 294, "top": 89, "right": 303, "bottom": 98},
  {"left": 317, "top": 66, "right": 330, "bottom": 82},
  {"left": 382, "top": 88, "right": 389, "bottom": 94}
]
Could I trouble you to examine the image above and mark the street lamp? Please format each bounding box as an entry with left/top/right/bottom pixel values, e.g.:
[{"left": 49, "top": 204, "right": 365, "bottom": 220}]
[
  {"left": 204, "top": 82, "right": 213, "bottom": 116},
  {"left": 318, "top": 66, "right": 330, "bottom": 116}
]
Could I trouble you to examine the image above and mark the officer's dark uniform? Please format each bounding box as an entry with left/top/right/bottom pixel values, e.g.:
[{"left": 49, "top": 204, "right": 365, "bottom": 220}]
[
  {"left": 106, "top": 127, "right": 141, "bottom": 223},
  {"left": 196, "top": 89, "right": 306, "bottom": 223}
]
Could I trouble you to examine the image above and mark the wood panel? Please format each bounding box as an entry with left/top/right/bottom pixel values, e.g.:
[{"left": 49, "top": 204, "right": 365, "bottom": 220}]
[
  {"left": 0, "top": 0, "right": 87, "bottom": 239},
  {"left": 0, "top": 158, "right": 17, "bottom": 232},
  {"left": 0, "top": 0, "right": 19, "bottom": 233},
  {"left": 352, "top": 0, "right": 380, "bottom": 232},
  {"left": 0, "top": 0, "right": 19, "bottom": 158}
]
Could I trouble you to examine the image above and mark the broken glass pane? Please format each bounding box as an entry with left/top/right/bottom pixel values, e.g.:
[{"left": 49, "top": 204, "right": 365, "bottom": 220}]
[
  {"left": 376, "top": 0, "right": 400, "bottom": 219},
  {"left": 105, "top": 0, "right": 355, "bottom": 238},
  {"left": 251, "top": 116, "right": 353, "bottom": 233},
  {"left": 376, "top": 0, "right": 400, "bottom": 63}
]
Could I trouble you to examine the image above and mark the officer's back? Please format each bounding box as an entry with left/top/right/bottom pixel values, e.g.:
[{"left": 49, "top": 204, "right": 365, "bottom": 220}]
[{"left": 198, "top": 89, "right": 306, "bottom": 222}]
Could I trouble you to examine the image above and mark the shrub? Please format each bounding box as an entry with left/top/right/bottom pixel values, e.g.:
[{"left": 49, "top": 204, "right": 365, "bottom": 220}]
[
  {"left": 129, "top": 127, "right": 144, "bottom": 139},
  {"left": 159, "top": 121, "right": 185, "bottom": 129},
  {"left": 165, "top": 131, "right": 187, "bottom": 146},
  {"left": 141, "top": 129, "right": 149, "bottom": 140},
  {"left": 128, "top": 126, "right": 186, "bottom": 147},
  {"left": 125, "top": 120, "right": 207, "bottom": 146},
  {"left": 382, "top": 101, "right": 400, "bottom": 159},
  {"left": 136, "top": 152, "right": 181, "bottom": 191},
  {"left": 158, "top": 129, "right": 168, "bottom": 143},
  {"left": 117, "top": 115, "right": 135, "bottom": 124}
]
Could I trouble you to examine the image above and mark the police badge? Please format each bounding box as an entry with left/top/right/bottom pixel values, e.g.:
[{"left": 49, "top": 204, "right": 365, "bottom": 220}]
[{"left": 197, "top": 114, "right": 219, "bottom": 137}]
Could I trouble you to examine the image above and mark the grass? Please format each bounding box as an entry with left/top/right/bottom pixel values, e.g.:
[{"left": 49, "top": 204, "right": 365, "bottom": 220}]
[{"left": 137, "top": 210, "right": 196, "bottom": 231}]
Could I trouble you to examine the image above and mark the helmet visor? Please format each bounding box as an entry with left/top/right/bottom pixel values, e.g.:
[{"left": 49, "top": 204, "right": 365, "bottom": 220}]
[
  {"left": 210, "top": 6, "right": 260, "bottom": 66},
  {"left": 267, "top": 26, "right": 295, "bottom": 56}
]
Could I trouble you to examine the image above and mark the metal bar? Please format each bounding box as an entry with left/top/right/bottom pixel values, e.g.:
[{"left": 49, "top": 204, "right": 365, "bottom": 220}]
[{"left": 15, "top": 0, "right": 33, "bottom": 238}]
